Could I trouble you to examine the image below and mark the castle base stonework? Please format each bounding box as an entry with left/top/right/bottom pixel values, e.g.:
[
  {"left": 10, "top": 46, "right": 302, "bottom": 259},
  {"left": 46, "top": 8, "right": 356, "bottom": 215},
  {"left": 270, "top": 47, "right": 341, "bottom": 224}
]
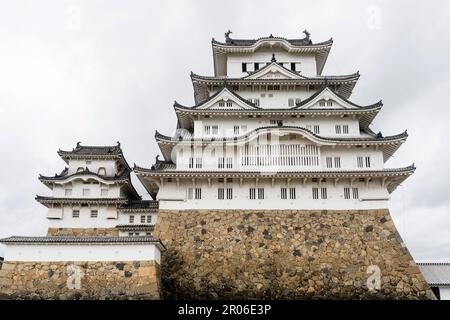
[
  {"left": 0, "top": 260, "right": 161, "bottom": 300},
  {"left": 154, "top": 209, "right": 435, "bottom": 299}
]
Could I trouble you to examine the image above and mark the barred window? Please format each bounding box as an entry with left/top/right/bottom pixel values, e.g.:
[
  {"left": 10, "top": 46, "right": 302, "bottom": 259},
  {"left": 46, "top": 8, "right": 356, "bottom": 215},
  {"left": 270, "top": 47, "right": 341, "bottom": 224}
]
[
  {"left": 357, "top": 156, "right": 364, "bottom": 168},
  {"left": 204, "top": 125, "right": 211, "bottom": 135},
  {"left": 147, "top": 215, "right": 152, "bottom": 223},
  {"left": 321, "top": 188, "right": 328, "bottom": 199},
  {"left": 249, "top": 188, "right": 256, "bottom": 200},
  {"left": 334, "top": 157, "right": 341, "bottom": 168},
  {"left": 335, "top": 125, "right": 342, "bottom": 134},
  {"left": 281, "top": 188, "right": 287, "bottom": 199},
  {"left": 365, "top": 156, "right": 371, "bottom": 168},
  {"left": 352, "top": 188, "right": 359, "bottom": 199},
  {"left": 140, "top": 215, "right": 146, "bottom": 223},
  {"left": 226, "top": 157, "right": 233, "bottom": 169},
  {"left": 195, "top": 188, "right": 202, "bottom": 200},
  {"left": 72, "top": 210, "right": 80, "bottom": 218},
  {"left": 289, "top": 188, "right": 296, "bottom": 199},
  {"left": 189, "top": 157, "right": 194, "bottom": 169},
  {"left": 218, "top": 157, "right": 225, "bottom": 169},
  {"left": 212, "top": 125, "right": 219, "bottom": 135},
  {"left": 226, "top": 188, "right": 233, "bottom": 200},
  {"left": 344, "top": 188, "right": 351, "bottom": 199},
  {"left": 258, "top": 188, "right": 265, "bottom": 200},
  {"left": 195, "top": 157, "right": 202, "bottom": 169},
  {"left": 326, "top": 157, "right": 333, "bottom": 168},
  {"left": 343, "top": 125, "right": 349, "bottom": 134},
  {"left": 218, "top": 188, "right": 225, "bottom": 200},
  {"left": 312, "top": 187, "right": 319, "bottom": 199},
  {"left": 129, "top": 215, "right": 134, "bottom": 223},
  {"left": 90, "top": 210, "right": 98, "bottom": 218},
  {"left": 288, "top": 98, "right": 294, "bottom": 107},
  {"left": 234, "top": 125, "right": 240, "bottom": 135},
  {"left": 313, "top": 125, "right": 320, "bottom": 134}
]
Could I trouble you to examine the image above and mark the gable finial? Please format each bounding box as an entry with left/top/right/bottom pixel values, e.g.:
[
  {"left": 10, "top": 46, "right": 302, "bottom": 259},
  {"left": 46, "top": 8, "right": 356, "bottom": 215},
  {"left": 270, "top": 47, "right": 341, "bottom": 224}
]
[
  {"left": 116, "top": 141, "right": 121, "bottom": 148},
  {"left": 225, "top": 30, "right": 232, "bottom": 42},
  {"left": 271, "top": 53, "right": 277, "bottom": 63},
  {"left": 76, "top": 141, "right": 81, "bottom": 148},
  {"left": 303, "top": 29, "right": 310, "bottom": 40}
]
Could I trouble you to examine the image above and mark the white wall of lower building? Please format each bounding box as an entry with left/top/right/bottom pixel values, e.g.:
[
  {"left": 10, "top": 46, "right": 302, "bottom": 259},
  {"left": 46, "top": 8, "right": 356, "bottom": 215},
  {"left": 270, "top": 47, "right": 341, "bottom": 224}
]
[
  {"left": 157, "top": 178, "right": 390, "bottom": 210},
  {"left": 47, "top": 207, "right": 157, "bottom": 229},
  {"left": 439, "top": 287, "right": 450, "bottom": 300},
  {"left": 4, "top": 243, "right": 161, "bottom": 264}
]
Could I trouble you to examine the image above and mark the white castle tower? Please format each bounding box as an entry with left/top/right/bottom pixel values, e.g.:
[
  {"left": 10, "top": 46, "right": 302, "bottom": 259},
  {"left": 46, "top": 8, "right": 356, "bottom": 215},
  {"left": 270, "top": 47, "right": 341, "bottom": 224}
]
[
  {"left": 135, "top": 30, "right": 413, "bottom": 211},
  {"left": 38, "top": 142, "right": 158, "bottom": 237}
]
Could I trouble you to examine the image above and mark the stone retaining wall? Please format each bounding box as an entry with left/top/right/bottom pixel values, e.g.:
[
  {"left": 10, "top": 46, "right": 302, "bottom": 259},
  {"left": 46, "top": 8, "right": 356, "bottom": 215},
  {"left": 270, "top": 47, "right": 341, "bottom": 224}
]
[
  {"left": 154, "top": 209, "right": 435, "bottom": 299},
  {"left": 47, "top": 228, "right": 119, "bottom": 237},
  {"left": 0, "top": 260, "right": 161, "bottom": 299}
]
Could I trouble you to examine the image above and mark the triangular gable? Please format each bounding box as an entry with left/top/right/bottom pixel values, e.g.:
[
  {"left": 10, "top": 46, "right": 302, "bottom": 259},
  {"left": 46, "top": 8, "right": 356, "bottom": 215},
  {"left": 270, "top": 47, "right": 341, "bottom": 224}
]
[
  {"left": 294, "top": 87, "right": 359, "bottom": 110},
  {"left": 194, "top": 87, "right": 259, "bottom": 110},
  {"left": 244, "top": 62, "right": 304, "bottom": 80}
]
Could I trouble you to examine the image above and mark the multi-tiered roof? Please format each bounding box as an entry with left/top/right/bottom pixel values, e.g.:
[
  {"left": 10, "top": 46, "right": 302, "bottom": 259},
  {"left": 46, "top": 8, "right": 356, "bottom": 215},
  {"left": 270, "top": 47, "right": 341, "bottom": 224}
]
[{"left": 134, "top": 31, "right": 414, "bottom": 203}]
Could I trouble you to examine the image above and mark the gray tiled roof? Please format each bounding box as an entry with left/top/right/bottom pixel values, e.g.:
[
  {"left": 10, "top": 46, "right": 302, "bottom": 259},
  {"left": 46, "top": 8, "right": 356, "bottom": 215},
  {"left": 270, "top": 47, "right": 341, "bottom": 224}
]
[
  {"left": 0, "top": 236, "right": 162, "bottom": 245},
  {"left": 119, "top": 200, "right": 159, "bottom": 210},
  {"left": 417, "top": 263, "right": 450, "bottom": 287},
  {"left": 58, "top": 142, "right": 123, "bottom": 157}
]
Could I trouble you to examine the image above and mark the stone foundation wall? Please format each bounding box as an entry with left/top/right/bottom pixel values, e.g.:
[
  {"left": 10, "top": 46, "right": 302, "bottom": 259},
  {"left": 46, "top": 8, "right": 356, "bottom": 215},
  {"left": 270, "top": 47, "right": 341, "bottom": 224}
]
[
  {"left": 47, "top": 228, "right": 119, "bottom": 237},
  {"left": 0, "top": 260, "right": 161, "bottom": 300},
  {"left": 154, "top": 209, "right": 435, "bottom": 299}
]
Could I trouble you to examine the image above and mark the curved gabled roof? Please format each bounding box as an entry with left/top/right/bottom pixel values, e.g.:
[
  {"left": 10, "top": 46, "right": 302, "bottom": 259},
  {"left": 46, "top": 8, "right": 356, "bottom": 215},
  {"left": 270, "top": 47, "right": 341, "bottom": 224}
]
[
  {"left": 190, "top": 71, "right": 360, "bottom": 103},
  {"left": 212, "top": 31, "right": 333, "bottom": 76},
  {"left": 155, "top": 126, "right": 407, "bottom": 163},
  {"left": 57, "top": 142, "right": 132, "bottom": 171},
  {"left": 176, "top": 86, "right": 261, "bottom": 110},
  {"left": 38, "top": 168, "right": 141, "bottom": 199}
]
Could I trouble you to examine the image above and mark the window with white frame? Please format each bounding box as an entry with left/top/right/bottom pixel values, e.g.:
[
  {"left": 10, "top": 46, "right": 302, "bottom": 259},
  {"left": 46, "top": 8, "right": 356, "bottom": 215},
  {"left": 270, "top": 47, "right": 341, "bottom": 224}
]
[
  {"left": 147, "top": 215, "right": 152, "bottom": 223},
  {"left": 72, "top": 209, "right": 80, "bottom": 218},
  {"left": 343, "top": 125, "right": 349, "bottom": 134},
  {"left": 195, "top": 157, "right": 202, "bottom": 169},
  {"left": 249, "top": 188, "right": 256, "bottom": 200},
  {"left": 140, "top": 215, "right": 146, "bottom": 223},
  {"left": 288, "top": 99, "right": 294, "bottom": 107},
  {"left": 204, "top": 125, "right": 211, "bottom": 135},
  {"left": 226, "top": 157, "right": 233, "bottom": 169},
  {"left": 281, "top": 187, "right": 287, "bottom": 199},
  {"left": 234, "top": 125, "right": 240, "bottom": 135},
  {"left": 357, "top": 156, "right": 364, "bottom": 168},
  {"left": 312, "top": 187, "right": 319, "bottom": 199},
  {"left": 212, "top": 125, "right": 219, "bottom": 135},
  {"left": 344, "top": 188, "right": 351, "bottom": 199},
  {"left": 352, "top": 188, "right": 359, "bottom": 199},
  {"left": 334, "top": 157, "right": 341, "bottom": 168},
  {"left": 257, "top": 188, "right": 265, "bottom": 200},
  {"left": 218, "top": 188, "right": 225, "bottom": 200},
  {"left": 365, "top": 156, "right": 371, "bottom": 168},
  {"left": 289, "top": 188, "right": 296, "bottom": 199},
  {"left": 321, "top": 188, "right": 328, "bottom": 199},
  {"left": 327, "top": 101, "right": 333, "bottom": 106},
  {"left": 195, "top": 188, "right": 202, "bottom": 200},
  {"left": 90, "top": 210, "right": 98, "bottom": 218},
  {"left": 218, "top": 102, "right": 225, "bottom": 107},
  {"left": 226, "top": 188, "right": 233, "bottom": 199},
  {"left": 218, "top": 157, "right": 225, "bottom": 169},
  {"left": 129, "top": 215, "right": 134, "bottom": 223},
  {"left": 326, "top": 157, "right": 333, "bottom": 168},
  {"left": 188, "top": 157, "right": 194, "bottom": 169},
  {"left": 313, "top": 125, "right": 320, "bottom": 134},
  {"left": 335, "top": 125, "right": 342, "bottom": 134},
  {"left": 319, "top": 101, "right": 326, "bottom": 107}
]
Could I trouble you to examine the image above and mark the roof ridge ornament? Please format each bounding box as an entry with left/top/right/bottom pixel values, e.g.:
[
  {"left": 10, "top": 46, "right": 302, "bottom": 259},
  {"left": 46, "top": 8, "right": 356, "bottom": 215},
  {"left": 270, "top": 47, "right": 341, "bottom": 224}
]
[
  {"left": 225, "top": 30, "right": 232, "bottom": 43},
  {"left": 271, "top": 53, "right": 277, "bottom": 63},
  {"left": 303, "top": 29, "right": 310, "bottom": 40}
]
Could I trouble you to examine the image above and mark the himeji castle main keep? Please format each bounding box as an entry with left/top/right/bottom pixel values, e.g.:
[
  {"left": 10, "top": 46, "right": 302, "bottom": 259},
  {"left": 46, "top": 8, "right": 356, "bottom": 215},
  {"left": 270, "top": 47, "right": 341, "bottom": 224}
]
[{"left": 0, "top": 30, "right": 435, "bottom": 300}]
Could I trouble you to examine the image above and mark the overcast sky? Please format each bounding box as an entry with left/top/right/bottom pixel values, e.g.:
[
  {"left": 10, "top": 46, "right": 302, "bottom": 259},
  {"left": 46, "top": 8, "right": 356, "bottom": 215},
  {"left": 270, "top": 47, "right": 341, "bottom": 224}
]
[{"left": 0, "top": 0, "right": 449, "bottom": 260}]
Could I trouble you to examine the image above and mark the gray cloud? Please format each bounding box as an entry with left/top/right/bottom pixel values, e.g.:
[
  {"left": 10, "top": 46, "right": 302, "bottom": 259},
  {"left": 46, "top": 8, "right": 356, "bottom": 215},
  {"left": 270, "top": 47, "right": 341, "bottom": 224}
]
[{"left": 1, "top": 0, "right": 449, "bottom": 261}]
